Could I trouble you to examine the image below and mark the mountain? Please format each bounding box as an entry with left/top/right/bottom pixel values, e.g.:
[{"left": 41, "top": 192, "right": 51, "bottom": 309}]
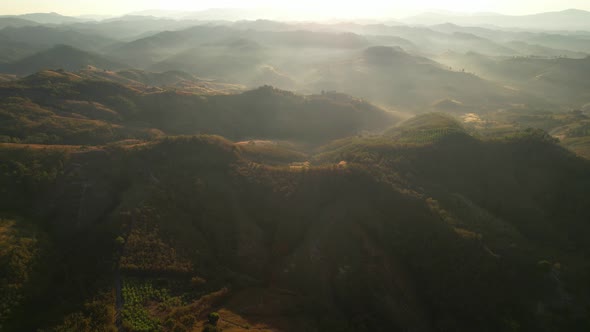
[
  {"left": 67, "top": 16, "right": 204, "bottom": 41},
  {"left": 148, "top": 41, "right": 269, "bottom": 84},
  {"left": 428, "top": 23, "right": 590, "bottom": 57},
  {"left": 111, "top": 25, "right": 369, "bottom": 68},
  {"left": 0, "top": 73, "right": 16, "bottom": 82},
  {"left": 126, "top": 9, "right": 190, "bottom": 18},
  {"left": 0, "top": 40, "right": 40, "bottom": 64},
  {"left": 1, "top": 111, "right": 589, "bottom": 331},
  {"left": 0, "top": 26, "right": 119, "bottom": 64},
  {"left": 351, "top": 24, "right": 521, "bottom": 55},
  {"left": 109, "top": 25, "right": 237, "bottom": 67},
  {"left": 0, "top": 45, "right": 128, "bottom": 76},
  {"left": 504, "top": 40, "right": 588, "bottom": 58},
  {"left": 526, "top": 33, "right": 590, "bottom": 53},
  {"left": 180, "top": 7, "right": 296, "bottom": 21},
  {"left": 75, "top": 68, "right": 246, "bottom": 94},
  {"left": 0, "top": 25, "right": 117, "bottom": 52},
  {"left": 2, "top": 13, "right": 590, "bottom": 332},
  {"left": 306, "top": 46, "right": 548, "bottom": 112},
  {"left": 0, "top": 70, "right": 397, "bottom": 144},
  {"left": 404, "top": 9, "right": 590, "bottom": 31},
  {"left": 11, "top": 12, "right": 85, "bottom": 24},
  {"left": 0, "top": 17, "right": 38, "bottom": 29},
  {"left": 435, "top": 52, "right": 590, "bottom": 106}
]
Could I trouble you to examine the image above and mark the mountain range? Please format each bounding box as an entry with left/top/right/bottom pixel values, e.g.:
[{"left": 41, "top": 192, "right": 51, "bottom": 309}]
[
  {"left": 2, "top": 9, "right": 590, "bottom": 332},
  {"left": 403, "top": 9, "right": 590, "bottom": 31}
]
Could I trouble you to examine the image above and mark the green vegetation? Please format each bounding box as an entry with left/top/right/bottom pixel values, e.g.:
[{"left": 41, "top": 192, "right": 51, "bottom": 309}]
[
  {"left": 386, "top": 112, "right": 469, "bottom": 143},
  {"left": 202, "top": 312, "right": 221, "bottom": 332},
  {"left": 2, "top": 10, "right": 590, "bottom": 331},
  {"left": 456, "top": 108, "right": 590, "bottom": 159},
  {"left": 0, "top": 73, "right": 397, "bottom": 145},
  {"left": 120, "top": 218, "right": 193, "bottom": 274},
  {"left": 0, "top": 146, "right": 66, "bottom": 211},
  {"left": 0, "top": 45, "right": 127, "bottom": 76},
  {"left": 0, "top": 66, "right": 589, "bottom": 331},
  {"left": 121, "top": 278, "right": 171, "bottom": 332},
  {"left": 0, "top": 121, "right": 588, "bottom": 331},
  {"left": 0, "top": 218, "right": 38, "bottom": 328}
]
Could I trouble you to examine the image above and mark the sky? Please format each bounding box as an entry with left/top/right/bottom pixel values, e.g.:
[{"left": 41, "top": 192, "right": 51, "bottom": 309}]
[{"left": 1, "top": 0, "right": 590, "bottom": 17}]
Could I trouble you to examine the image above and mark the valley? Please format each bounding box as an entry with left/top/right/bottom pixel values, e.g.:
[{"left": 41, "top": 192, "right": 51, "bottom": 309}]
[{"left": 1, "top": 6, "right": 590, "bottom": 332}]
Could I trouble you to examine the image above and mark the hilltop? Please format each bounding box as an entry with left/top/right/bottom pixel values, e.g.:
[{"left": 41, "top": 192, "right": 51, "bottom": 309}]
[
  {"left": 403, "top": 9, "right": 590, "bottom": 31},
  {"left": 0, "top": 112, "right": 589, "bottom": 331},
  {"left": 1, "top": 10, "right": 590, "bottom": 332},
  {"left": 307, "top": 46, "right": 547, "bottom": 112},
  {"left": 0, "top": 45, "right": 127, "bottom": 75},
  {"left": 0, "top": 25, "right": 116, "bottom": 52},
  {"left": 0, "top": 17, "right": 38, "bottom": 29},
  {"left": 436, "top": 52, "right": 590, "bottom": 107},
  {"left": 3, "top": 12, "right": 86, "bottom": 24},
  {"left": 0, "top": 70, "right": 397, "bottom": 145}
]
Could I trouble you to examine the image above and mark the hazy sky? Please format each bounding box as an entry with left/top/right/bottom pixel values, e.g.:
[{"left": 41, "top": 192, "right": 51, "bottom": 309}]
[{"left": 1, "top": 0, "right": 590, "bottom": 17}]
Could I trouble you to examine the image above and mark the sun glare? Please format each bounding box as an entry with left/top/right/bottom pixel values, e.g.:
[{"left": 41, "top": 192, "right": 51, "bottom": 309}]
[
  {"left": 157, "top": 0, "right": 498, "bottom": 18},
  {"left": 0, "top": 0, "right": 589, "bottom": 16}
]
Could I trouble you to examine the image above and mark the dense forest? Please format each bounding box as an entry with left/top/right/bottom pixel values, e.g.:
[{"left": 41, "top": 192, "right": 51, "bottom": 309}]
[{"left": 1, "top": 110, "right": 590, "bottom": 331}]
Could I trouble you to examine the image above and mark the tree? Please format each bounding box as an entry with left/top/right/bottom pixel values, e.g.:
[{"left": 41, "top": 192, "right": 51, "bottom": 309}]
[{"left": 202, "top": 312, "right": 221, "bottom": 332}]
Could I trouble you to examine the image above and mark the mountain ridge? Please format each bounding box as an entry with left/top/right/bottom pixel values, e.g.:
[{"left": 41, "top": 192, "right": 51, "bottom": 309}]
[
  {"left": 403, "top": 8, "right": 590, "bottom": 31},
  {"left": 0, "top": 44, "right": 128, "bottom": 75}
]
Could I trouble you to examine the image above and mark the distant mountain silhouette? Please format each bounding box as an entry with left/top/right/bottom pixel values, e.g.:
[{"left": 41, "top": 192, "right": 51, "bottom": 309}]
[
  {"left": 404, "top": 9, "right": 590, "bottom": 31},
  {"left": 0, "top": 17, "right": 38, "bottom": 29},
  {"left": 12, "top": 12, "right": 85, "bottom": 24},
  {"left": 0, "top": 25, "right": 116, "bottom": 52},
  {"left": 308, "top": 46, "right": 547, "bottom": 111},
  {"left": 111, "top": 25, "right": 369, "bottom": 67},
  {"left": 436, "top": 51, "right": 590, "bottom": 106},
  {"left": 68, "top": 16, "right": 203, "bottom": 40},
  {"left": 0, "top": 45, "right": 127, "bottom": 75}
]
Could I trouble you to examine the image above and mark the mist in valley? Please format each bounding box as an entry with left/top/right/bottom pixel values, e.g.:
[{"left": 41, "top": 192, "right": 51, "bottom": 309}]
[{"left": 1, "top": 2, "right": 590, "bottom": 332}]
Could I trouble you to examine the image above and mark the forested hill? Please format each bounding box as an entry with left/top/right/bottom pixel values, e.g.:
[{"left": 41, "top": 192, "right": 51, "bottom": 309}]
[
  {"left": 2, "top": 7, "right": 590, "bottom": 332},
  {"left": 0, "top": 70, "right": 397, "bottom": 145},
  {"left": 1, "top": 112, "right": 589, "bottom": 331},
  {"left": 0, "top": 44, "right": 128, "bottom": 76}
]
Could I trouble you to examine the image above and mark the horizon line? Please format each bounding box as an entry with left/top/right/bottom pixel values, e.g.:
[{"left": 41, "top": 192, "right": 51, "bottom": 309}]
[{"left": 1, "top": 7, "right": 589, "bottom": 20}]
